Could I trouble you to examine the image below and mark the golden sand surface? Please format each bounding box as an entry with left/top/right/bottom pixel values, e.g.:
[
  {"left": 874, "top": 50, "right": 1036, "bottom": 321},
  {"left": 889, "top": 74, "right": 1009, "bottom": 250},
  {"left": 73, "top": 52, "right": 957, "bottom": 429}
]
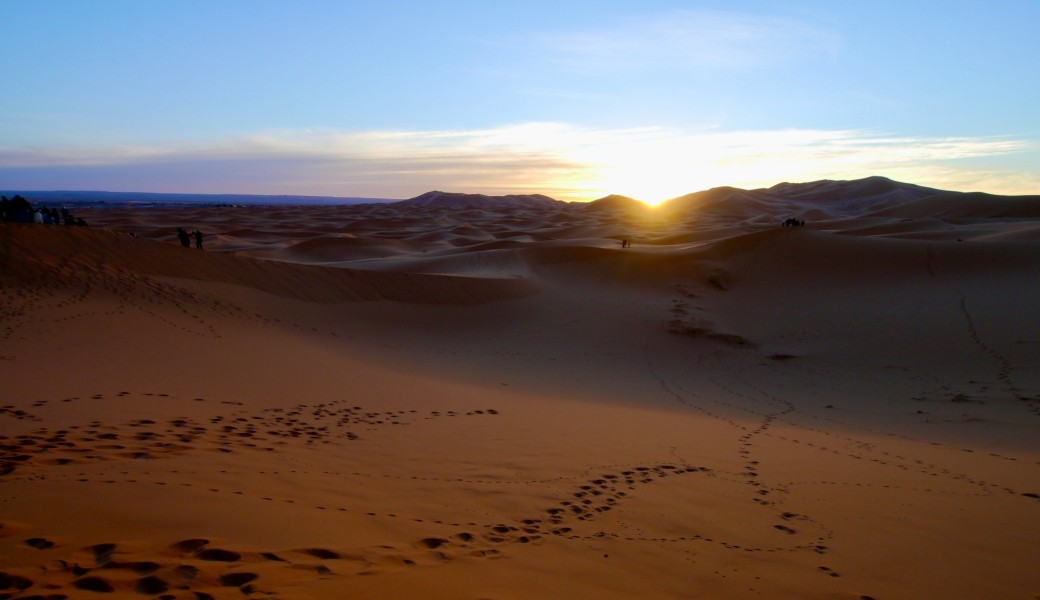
[{"left": 2, "top": 187, "right": 1039, "bottom": 599}]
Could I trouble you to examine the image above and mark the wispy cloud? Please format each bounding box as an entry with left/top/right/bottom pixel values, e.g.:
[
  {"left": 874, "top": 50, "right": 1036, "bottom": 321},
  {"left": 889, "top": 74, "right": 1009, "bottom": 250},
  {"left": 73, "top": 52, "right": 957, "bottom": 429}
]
[
  {"left": 0, "top": 123, "right": 1033, "bottom": 200},
  {"left": 534, "top": 9, "right": 841, "bottom": 73}
]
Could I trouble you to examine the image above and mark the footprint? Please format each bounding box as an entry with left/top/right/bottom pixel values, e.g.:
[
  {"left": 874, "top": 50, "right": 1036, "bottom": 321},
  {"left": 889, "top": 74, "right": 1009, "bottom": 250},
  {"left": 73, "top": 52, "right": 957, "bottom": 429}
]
[
  {"left": 302, "top": 548, "right": 340, "bottom": 560},
  {"left": 219, "top": 571, "right": 258, "bottom": 587},
  {"left": 0, "top": 572, "right": 34, "bottom": 591},
  {"left": 25, "top": 537, "right": 56, "bottom": 550},
  {"left": 90, "top": 543, "right": 117, "bottom": 565},
  {"left": 74, "top": 575, "right": 115, "bottom": 592},
  {"left": 197, "top": 548, "right": 240, "bottom": 562},
  {"left": 135, "top": 575, "right": 168, "bottom": 594},
  {"left": 171, "top": 538, "right": 209, "bottom": 554}
]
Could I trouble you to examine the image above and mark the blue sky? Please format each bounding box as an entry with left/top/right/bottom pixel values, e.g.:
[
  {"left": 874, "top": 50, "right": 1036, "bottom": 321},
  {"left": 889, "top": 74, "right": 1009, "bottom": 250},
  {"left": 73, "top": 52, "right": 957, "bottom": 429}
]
[{"left": 2, "top": 1, "right": 1038, "bottom": 202}]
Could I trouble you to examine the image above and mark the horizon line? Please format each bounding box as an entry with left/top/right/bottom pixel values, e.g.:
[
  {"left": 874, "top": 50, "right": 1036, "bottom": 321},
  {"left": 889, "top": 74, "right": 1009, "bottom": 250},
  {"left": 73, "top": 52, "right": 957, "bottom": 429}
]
[{"left": 4, "top": 175, "right": 1035, "bottom": 208}]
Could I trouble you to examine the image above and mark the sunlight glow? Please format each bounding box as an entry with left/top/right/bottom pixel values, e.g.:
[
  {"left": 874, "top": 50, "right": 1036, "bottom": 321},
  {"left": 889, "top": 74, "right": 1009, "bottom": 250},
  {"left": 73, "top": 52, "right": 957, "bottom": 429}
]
[
  {"left": 570, "top": 132, "right": 725, "bottom": 205},
  {"left": 555, "top": 127, "right": 1029, "bottom": 204},
  {"left": 0, "top": 123, "right": 1030, "bottom": 201}
]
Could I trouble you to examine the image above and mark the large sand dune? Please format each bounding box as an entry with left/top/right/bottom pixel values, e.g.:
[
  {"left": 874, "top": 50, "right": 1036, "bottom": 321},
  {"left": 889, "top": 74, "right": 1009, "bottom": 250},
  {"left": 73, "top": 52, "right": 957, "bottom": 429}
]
[{"left": 2, "top": 177, "right": 1039, "bottom": 599}]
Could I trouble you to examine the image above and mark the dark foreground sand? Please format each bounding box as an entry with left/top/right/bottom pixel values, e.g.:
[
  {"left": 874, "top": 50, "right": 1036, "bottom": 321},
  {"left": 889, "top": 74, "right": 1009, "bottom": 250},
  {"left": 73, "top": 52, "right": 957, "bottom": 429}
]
[{"left": 2, "top": 180, "right": 1039, "bottom": 599}]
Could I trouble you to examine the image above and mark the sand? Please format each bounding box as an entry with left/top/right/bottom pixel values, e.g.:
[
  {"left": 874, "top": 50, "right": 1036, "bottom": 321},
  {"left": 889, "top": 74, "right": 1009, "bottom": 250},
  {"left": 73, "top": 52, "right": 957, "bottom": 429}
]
[{"left": 2, "top": 179, "right": 1039, "bottom": 599}]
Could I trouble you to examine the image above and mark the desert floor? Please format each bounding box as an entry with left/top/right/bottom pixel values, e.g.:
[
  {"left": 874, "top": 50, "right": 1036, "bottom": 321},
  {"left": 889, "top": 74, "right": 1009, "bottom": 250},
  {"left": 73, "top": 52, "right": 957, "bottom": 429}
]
[{"left": 2, "top": 197, "right": 1039, "bottom": 599}]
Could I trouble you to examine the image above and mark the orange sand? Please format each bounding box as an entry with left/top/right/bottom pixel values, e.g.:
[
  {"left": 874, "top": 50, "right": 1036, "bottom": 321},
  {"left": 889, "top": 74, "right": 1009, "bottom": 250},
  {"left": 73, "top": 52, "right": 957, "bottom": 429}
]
[{"left": 2, "top": 180, "right": 1039, "bottom": 599}]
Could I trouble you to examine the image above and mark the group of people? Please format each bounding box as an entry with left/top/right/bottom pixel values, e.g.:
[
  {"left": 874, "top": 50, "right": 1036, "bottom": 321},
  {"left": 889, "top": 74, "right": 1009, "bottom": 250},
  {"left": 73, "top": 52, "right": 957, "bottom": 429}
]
[
  {"left": 176, "top": 227, "right": 204, "bottom": 249},
  {"left": 1, "top": 195, "right": 87, "bottom": 226},
  {"left": 781, "top": 218, "right": 806, "bottom": 227},
  {"left": 620, "top": 239, "right": 632, "bottom": 248}
]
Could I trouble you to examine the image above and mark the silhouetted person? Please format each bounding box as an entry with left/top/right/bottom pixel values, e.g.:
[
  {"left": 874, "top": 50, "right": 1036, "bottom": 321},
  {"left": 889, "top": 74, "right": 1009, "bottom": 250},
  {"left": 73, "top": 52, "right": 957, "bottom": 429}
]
[
  {"left": 193, "top": 230, "right": 203, "bottom": 249},
  {"left": 177, "top": 227, "right": 191, "bottom": 247},
  {"left": 9, "top": 196, "right": 31, "bottom": 222}
]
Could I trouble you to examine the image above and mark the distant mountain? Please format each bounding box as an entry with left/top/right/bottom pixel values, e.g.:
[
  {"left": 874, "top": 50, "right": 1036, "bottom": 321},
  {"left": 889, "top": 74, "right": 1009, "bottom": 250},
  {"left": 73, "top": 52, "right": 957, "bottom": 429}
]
[
  {"left": 659, "top": 176, "right": 953, "bottom": 220},
  {"left": 11, "top": 177, "right": 1033, "bottom": 220},
  {"left": 398, "top": 191, "right": 564, "bottom": 209},
  {"left": 1, "top": 190, "right": 396, "bottom": 207}
]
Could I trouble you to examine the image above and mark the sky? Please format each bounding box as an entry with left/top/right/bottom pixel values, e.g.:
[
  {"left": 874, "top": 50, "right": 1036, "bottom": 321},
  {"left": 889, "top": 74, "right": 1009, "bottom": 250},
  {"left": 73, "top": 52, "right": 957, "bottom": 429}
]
[{"left": 2, "top": 1, "right": 1038, "bottom": 204}]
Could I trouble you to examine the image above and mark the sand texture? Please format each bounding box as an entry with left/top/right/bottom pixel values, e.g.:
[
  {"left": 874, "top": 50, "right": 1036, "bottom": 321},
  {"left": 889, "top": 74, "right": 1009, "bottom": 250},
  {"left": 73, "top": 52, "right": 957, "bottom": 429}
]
[{"left": 2, "top": 179, "right": 1040, "bottom": 599}]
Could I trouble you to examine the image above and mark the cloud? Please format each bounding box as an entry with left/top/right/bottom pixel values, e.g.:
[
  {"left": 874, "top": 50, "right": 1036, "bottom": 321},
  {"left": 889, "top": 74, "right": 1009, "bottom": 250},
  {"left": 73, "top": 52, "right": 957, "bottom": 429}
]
[
  {"left": 0, "top": 123, "right": 1033, "bottom": 201},
  {"left": 534, "top": 9, "right": 841, "bottom": 73}
]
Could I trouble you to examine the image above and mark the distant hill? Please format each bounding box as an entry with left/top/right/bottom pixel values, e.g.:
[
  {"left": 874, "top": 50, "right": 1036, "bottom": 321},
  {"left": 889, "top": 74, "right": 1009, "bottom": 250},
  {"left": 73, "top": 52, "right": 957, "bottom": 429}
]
[
  {"left": 865, "top": 191, "right": 1040, "bottom": 219},
  {"left": 762, "top": 176, "right": 945, "bottom": 214},
  {"left": 9, "top": 177, "right": 1035, "bottom": 219},
  {"left": 398, "top": 191, "right": 565, "bottom": 209},
  {"left": 1, "top": 190, "right": 397, "bottom": 207},
  {"left": 658, "top": 176, "right": 954, "bottom": 221},
  {"left": 582, "top": 194, "right": 646, "bottom": 213}
]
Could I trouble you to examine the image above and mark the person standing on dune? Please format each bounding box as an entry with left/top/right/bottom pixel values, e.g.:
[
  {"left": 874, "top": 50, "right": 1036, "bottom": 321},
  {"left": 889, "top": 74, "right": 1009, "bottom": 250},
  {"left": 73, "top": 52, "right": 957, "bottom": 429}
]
[
  {"left": 193, "top": 230, "right": 204, "bottom": 250},
  {"left": 177, "top": 228, "right": 190, "bottom": 247}
]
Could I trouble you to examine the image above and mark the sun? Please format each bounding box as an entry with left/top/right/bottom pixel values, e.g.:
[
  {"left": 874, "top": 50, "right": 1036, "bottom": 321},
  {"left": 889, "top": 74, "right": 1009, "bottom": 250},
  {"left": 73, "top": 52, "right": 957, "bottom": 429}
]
[
  {"left": 585, "top": 161, "right": 702, "bottom": 206},
  {"left": 549, "top": 125, "right": 808, "bottom": 205},
  {"left": 599, "top": 174, "right": 689, "bottom": 206},
  {"left": 568, "top": 137, "right": 716, "bottom": 206}
]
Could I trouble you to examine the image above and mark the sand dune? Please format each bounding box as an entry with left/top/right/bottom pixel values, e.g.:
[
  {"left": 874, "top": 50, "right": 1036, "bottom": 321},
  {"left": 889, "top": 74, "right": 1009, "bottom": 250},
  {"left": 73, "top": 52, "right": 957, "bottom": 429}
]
[
  {"left": 0, "top": 226, "right": 536, "bottom": 304},
  {"left": 2, "top": 177, "right": 1039, "bottom": 599},
  {"left": 868, "top": 191, "right": 1040, "bottom": 219}
]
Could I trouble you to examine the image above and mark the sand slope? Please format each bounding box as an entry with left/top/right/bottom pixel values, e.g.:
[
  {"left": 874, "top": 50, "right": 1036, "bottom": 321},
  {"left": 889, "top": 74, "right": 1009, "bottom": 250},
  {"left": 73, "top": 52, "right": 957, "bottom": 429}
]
[{"left": 2, "top": 179, "right": 1040, "bottom": 599}]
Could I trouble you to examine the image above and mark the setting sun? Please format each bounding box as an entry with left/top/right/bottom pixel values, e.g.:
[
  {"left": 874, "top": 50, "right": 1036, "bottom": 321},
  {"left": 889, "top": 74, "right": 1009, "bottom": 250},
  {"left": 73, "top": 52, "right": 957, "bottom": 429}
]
[
  {"left": 591, "top": 165, "right": 695, "bottom": 206},
  {"left": 566, "top": 133, "right": 716, "bottom": 205},
  {"left": 562, "top": 131, "right": 753, "bottom": 205}
]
